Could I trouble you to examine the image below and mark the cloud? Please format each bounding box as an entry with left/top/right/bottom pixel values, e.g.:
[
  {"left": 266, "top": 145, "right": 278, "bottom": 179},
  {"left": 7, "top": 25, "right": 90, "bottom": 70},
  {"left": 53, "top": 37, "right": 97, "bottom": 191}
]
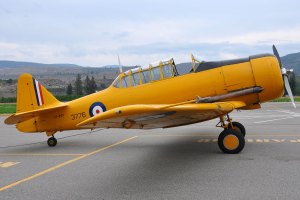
[
  {"left": 224, "top": 28, "right": 300, "bottom": 45},
  {"left": 0, "top": 33, "right": 299, "bottom": 67},
  {"left": 218, "top": 53, "right": 240, "bottom": 60},
  {"left": 0, "top": 1, "right": 300, "bottom": 66}
]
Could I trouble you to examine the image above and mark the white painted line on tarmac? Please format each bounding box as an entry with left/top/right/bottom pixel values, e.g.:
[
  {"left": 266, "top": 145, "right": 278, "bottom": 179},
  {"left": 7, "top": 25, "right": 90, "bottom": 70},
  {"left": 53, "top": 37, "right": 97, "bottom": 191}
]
[
  {"left": 267, "top": 110, "right": 299, "bottom": 115},
  {"left": 232, "top": 115, "right": 299, "bottom": 119},
  {"left": 197, "top": 139, "right": 300, "bottom": 143},
  {"left": 254, "top": 116, "right": 298, "bottom": 124}
]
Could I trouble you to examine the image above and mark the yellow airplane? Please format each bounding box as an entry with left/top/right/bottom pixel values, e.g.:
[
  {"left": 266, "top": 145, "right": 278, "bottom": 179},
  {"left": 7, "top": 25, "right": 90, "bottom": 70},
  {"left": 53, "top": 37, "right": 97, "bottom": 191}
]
[{"left": 4, "top": 45, "right": 295, "bottom": 154}]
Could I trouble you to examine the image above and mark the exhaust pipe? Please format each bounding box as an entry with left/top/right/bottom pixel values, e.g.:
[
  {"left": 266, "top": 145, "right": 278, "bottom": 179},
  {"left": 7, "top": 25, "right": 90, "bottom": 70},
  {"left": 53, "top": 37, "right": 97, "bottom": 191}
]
[{"left": 196, "top": 86, "right": 263, "bottom": 103}]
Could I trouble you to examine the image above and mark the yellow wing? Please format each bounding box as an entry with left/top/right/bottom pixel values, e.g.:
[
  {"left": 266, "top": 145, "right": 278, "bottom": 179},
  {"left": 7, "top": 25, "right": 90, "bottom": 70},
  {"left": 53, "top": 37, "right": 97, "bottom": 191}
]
[{"left": 77, "top": 101, "right": 246, "bottom": 129}]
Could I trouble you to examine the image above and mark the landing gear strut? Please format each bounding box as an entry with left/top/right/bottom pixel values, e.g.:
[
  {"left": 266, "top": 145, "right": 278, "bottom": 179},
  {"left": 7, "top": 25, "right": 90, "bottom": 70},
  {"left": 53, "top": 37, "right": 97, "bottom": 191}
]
[
  {"left": 47, "top": 137, "right": 57, "bottom": 147},
  {"left": 217, "top": 115, "right": 245, "bottom": 154},
  {"left": 229, "top": 121, "right": 246, "bottom": 136}
]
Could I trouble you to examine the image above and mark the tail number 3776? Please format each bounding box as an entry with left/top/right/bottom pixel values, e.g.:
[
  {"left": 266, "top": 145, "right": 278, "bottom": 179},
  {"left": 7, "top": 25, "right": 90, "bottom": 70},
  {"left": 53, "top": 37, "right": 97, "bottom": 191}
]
[{"left": 71, "top": 112, "right": 86, "bottom": 120}]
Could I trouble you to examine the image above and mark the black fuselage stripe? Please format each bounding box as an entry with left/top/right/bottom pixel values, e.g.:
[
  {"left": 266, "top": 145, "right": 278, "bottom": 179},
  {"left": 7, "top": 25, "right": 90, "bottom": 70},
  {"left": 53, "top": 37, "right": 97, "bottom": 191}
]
[{"left": 195, "top": 53, "right": 274, "bottom": 72}]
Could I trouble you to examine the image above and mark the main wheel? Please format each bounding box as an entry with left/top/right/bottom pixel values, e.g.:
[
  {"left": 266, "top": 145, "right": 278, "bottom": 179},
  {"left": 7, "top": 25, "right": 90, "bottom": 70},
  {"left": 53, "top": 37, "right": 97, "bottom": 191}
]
[
  {"left": 47, "top": 137, "right": 57, "bottom": 147},
  {"left": 218, "top": 129, "right": 245, "bottom": 154},
  {"left": 229, "top": 121, "right": 246, "bottom": 136}
]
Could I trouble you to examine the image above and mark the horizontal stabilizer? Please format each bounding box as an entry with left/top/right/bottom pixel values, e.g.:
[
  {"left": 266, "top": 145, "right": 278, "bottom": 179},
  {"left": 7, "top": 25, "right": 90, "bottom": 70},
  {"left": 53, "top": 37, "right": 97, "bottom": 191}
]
[{"left": 4, "top": 103, "right": 68, "bottom": 125}]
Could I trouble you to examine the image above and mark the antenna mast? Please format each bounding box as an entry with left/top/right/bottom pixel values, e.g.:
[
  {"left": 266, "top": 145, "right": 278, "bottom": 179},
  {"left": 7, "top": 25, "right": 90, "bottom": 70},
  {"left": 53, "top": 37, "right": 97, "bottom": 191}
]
[{"left": 118, "top": 55, "right": 123, "bottom": 73}]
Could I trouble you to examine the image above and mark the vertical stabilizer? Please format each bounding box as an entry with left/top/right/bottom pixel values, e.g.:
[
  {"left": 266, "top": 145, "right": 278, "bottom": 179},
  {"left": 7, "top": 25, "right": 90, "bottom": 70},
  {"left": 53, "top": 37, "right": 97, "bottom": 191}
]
[{"left": 16, "top": 73, "right": 60, "bottom": 113}]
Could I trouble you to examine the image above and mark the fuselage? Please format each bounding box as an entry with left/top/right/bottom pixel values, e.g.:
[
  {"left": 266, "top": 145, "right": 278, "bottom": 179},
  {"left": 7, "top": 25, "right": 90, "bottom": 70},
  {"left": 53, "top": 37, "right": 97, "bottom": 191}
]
[{"left": 17, "top": 54, "right": 284, "bottom": 133}]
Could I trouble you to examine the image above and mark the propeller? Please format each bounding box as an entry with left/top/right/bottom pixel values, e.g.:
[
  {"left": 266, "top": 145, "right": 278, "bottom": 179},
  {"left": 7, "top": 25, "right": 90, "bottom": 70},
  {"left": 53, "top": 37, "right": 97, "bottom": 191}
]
[
  {"left": 272, "top": 45, "right": 282, "bottom": 68},
  {"left": 272, "top": 45, "right": 296, "bottom": 108}
]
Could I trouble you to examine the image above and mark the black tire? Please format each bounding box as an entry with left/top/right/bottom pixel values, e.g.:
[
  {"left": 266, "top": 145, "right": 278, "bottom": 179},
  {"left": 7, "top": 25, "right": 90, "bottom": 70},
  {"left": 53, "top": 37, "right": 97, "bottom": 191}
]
[
  {"left": 229, "top": 121, "right": 246, "bottom": 136},
  {"left": 218, "top": 129, "right": 245, "bottom": 154},
  {"left": 47, "top": 137, "right": 57, "bottom": 147}
]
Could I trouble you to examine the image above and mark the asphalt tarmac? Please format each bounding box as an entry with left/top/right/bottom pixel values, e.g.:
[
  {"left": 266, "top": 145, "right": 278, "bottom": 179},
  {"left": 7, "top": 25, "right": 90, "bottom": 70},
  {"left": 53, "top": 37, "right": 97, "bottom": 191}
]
[{"left": 1, "top": 103, "right": 300, "bottom": 200}]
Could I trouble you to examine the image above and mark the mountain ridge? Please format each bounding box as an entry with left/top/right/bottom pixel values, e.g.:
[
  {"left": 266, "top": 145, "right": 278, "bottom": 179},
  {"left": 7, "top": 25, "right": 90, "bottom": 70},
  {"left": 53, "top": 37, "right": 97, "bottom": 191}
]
[
  {"left": 0, "top": 51, "right": 299, "bottom": 73},
  {"left": 281, "top": 52, "right": 300, "bottom": 71},
  {"left": 0, "top": 60, "right": 83, "bottom": 68}
]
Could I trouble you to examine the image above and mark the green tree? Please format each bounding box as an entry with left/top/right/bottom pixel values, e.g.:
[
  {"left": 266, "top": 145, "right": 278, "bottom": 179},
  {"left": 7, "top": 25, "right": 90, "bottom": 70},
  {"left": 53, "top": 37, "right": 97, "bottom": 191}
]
[
  {"left": 75, "top": 74, "right": 83, "bottom": 95},
  {"left": 6, "top": 78, "right": 13, "bottom": 84},
  {"left": 66, "top": 83, "right": 73, "bottom": 95},
  {"left": 84, "top": 76, "right": 97, "bottom": 94},
  {"left": 288, "top": 72, "right": 296, "bottom": 94},
  {"left": 100, "top": 83, "right": 106, "bottom": 90},
  {"left": 84, "top": 75, "right": 91, "bottom": 94},
  {"left": 89, "top": 76, "right": 97, "bottom": 93}
]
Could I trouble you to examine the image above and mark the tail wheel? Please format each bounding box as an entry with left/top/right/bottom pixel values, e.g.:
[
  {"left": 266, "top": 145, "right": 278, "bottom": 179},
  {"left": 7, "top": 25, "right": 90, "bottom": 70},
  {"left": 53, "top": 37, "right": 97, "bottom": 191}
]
[
  {"left": 47, "top": 137, "right": 57, "bottom": 147},
  {"left": 229, "top": 121, "right": 246, "bottom": 136},
  {"left": 218, "top": 129, "right": 245, "bottom": 154}
]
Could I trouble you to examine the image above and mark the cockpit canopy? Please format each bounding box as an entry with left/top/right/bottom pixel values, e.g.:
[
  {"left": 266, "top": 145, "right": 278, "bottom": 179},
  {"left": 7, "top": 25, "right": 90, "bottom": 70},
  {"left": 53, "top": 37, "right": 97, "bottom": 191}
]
[{"left": 113, "top": 58, "right": 179, "bottom": 88}]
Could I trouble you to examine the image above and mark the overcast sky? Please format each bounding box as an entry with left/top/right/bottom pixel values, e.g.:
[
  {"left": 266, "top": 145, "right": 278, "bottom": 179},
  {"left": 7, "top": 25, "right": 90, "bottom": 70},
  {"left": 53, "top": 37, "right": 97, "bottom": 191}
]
[{"left": 0, "top": 0, "right": 299, "bottom": 67}]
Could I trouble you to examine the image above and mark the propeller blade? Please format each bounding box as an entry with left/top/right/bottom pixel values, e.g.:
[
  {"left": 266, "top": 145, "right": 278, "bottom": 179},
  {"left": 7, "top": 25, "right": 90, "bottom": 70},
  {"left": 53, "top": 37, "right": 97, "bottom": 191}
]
[
  {"left": 283, "top": 75, "right": 296, "bottom": 108},
  {"left": 272, "top": 45, "right": 282, "bottom": 68}
]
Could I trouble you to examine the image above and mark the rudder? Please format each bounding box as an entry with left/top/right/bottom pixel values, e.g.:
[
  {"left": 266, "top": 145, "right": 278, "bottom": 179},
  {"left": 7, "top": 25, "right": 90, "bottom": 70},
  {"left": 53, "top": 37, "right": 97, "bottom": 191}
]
[{"left": 16, "top": 73, "right": 60, "bottom": 113}]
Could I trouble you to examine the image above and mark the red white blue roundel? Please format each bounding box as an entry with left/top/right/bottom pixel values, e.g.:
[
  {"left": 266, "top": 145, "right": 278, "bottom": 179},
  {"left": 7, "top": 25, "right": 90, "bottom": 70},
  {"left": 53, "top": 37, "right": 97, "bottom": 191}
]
[{"left": 89, "top": 102, "right": 106, "bottom": 117}]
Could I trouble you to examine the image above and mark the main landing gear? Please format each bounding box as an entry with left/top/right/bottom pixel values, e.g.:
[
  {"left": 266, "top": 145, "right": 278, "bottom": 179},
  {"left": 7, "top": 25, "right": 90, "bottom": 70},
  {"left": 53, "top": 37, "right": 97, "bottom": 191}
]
[
  {"left": 46, "top": 131, "right": 57, "bottom": 147},
  {"left": 217, "top": 115, "right": 246, "bottom": 154}
]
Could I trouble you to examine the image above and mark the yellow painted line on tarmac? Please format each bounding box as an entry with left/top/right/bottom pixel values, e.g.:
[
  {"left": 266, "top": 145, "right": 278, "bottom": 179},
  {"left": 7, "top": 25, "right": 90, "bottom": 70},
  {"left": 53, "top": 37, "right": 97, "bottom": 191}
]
[
  {"left": 0, "top": 162, "right": 20, "bottom": 168},
  {"left": 0, "top": 136, "right": 137, "bottom": 192},
  {"left": 0, "top": 153, "right": 85, "bottom": 156},
  {"left": 272, "top": 139, "right": 285, "bottom": 143}
]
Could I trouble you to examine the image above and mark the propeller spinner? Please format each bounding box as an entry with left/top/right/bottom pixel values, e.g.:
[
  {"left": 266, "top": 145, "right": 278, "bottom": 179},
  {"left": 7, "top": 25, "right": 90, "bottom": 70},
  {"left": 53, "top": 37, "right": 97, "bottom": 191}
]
[{"left": 272, "top": 45, "right": 296, "bottom": 108}]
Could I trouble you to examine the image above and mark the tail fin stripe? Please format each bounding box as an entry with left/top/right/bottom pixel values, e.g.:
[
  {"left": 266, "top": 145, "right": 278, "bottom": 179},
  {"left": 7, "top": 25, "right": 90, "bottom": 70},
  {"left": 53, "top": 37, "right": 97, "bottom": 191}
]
[
  {"left": 37, "top": 80, "right": 44, "bottom": 105},
  {"left": 32, "top": 78, "right": 44, "bottom": 106},
  {"left": 32, "top": 78, "right": 39, "bottom": 106}
]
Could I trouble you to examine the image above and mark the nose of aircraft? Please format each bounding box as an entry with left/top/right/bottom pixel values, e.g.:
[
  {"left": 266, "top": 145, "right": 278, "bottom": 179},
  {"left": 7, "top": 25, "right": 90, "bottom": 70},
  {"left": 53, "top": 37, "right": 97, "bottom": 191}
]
[{"left": 249, "top": 54, "right": 284, "bottom": 103}]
